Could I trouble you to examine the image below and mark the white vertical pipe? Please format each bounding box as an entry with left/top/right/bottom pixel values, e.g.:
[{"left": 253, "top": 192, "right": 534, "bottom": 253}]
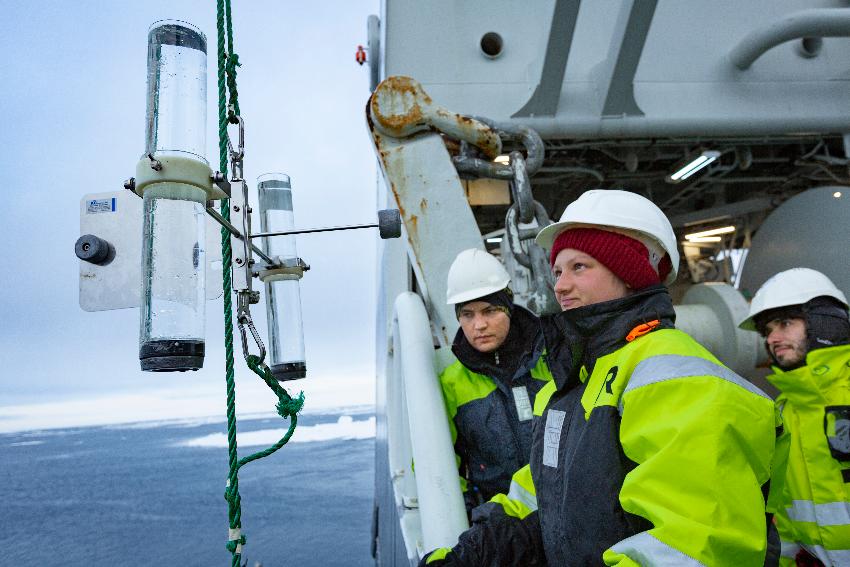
[{"left": 394, "top": 292, "right": 469, "bottom": 553}]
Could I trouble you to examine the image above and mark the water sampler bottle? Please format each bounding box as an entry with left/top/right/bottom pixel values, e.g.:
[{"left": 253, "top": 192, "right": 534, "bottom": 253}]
[
  {"left": 138, "top": 20, "right": 209, "bottom": 371},
  {"left": 257, "top": 174, "right": 307, "bottom": 380}
]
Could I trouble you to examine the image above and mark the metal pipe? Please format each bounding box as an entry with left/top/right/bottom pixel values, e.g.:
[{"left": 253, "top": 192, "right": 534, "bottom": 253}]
[
  {"left": 393, "top": 292, "right": 468, "bottom": 550},
  {"left": 508, "top": 113, "right": 850, "bottom": 139},
  {"left": 729, "top": 9, "right": 850, "bottom": 70},
  {"left": 251, "top": 222, "right": 379, "bottom": 238}
]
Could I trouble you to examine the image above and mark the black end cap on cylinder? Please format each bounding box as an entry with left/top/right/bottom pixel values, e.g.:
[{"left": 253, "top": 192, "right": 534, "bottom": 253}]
[
  {"left": 378, "top": 209, "right": 402, "bottom": 239},
  {"left": 75, "top": 234, "right": 114, "bottom": 265},
  {"left": 140, "top": 340, "right": 205, "bottom": 372},
  {"left": 270, "top": 362, "right": 307, "bottom": 381}
]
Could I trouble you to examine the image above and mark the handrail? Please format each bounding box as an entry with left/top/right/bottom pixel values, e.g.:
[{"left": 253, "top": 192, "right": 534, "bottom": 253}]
[
  {"left": 390, "top": 292, "right": 468, "bottom": 556},
  {"left": 730, "top": 9, "right": 850, "bottom": 70}
]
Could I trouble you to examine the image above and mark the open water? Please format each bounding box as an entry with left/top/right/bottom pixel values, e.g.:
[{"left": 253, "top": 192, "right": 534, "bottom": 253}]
[{"left": 0, "top": 410, "right": 375, "bottom": 566}]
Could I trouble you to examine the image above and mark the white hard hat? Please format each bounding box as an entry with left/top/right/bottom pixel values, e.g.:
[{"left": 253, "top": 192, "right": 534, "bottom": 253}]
[
  {"left": 738, "top": 267, "right": 848, "bottom": 331},
  {"left": 535, "top": 189, "right": 680, "bottom": 284},
  {"left": 446, "top": 248, "right": 511, "bottom": 305}
]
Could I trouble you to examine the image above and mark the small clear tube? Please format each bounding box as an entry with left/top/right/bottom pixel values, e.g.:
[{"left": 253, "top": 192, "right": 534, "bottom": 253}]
[
  {"left": 139, "top": 20, "right": 208, "bottom": 372},
  {"left": 258, "top": 173, "right": 307, "bottom": 380}
]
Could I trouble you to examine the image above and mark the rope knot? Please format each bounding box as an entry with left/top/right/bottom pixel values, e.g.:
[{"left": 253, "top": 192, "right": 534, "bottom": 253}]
[{"left": 277, "top": 391, "right": 305, "bottom": 418}]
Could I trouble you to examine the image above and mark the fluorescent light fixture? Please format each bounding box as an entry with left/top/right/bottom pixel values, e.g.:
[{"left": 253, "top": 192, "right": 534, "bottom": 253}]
[
  {"left": 670, "top": 150, "right": 721, "bottom": 182},
  {"left": 685, "top": 225, "right": 736, "bottom": 240},
  {"left": 486, "top": 237, "right": 503, "bottom": 244},
  {"left": 834, "top": 191, "right": 842, "bottom": 198},
  {"left": 493, "top": 155, "right": 510, "bottom": 164},
  {"left": 685, "top": 236, "right": 722, "bottom": 243}
]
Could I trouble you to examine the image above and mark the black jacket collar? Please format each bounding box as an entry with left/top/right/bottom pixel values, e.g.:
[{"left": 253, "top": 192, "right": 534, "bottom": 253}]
[
  {"left": 451, "top": 305, "right": 544, "bottom": 386},
  {"left": 541, "top": 285, "right": 676, "bottom": 391}
]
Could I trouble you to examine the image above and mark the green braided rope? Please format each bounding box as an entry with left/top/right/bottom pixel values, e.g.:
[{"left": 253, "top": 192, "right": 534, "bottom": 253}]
[
  {"left": 216, "top": 0, "right": 304, "bottom": 562},
  {"left": 224, "top": 0, "right": 240, "bottom": 120},
  {"left": 216, "top": 0, "right": 242, "bottom": 564},
  {"left": 236, "top": 356, "right": 304, "bottom": 468}
]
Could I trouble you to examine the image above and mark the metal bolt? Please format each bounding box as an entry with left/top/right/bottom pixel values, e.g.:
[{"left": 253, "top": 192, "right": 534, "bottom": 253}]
[
  {"left": 211, "top": 171, "right": 225, "bottom": 182},
  {"left": 233, "top": 205, "right": 241, "bottom": 212},
  {"left": 123, "top": 177, "right": 136, "bottom": 190},
  {"left": 235, "top": 257, "right": 244, "bottom": 265},
  {"left": 147, "top": 153, "right": 163, "bottom": 171},
  {"left": 247, "top": 206, "right": 253, "bottom": 213}
]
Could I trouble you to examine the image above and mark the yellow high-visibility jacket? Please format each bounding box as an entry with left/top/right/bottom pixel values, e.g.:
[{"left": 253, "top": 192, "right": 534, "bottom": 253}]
[
  {"left": 768, "top": 344, "right": 850, "bottom": 566},
  {"left": 424, "top": 286, "right": 778, "bottom": 567},
  {"left": 439, "top": 305, "right": 552, "bottom": 506}
]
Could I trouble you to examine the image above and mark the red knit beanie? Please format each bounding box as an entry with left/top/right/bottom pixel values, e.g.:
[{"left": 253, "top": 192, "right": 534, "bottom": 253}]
[{"left": 549, "top": 228, "right": 671, "bottom": 290}]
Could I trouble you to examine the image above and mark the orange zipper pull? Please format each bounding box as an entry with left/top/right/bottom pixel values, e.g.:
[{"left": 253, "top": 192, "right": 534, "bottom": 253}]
[{"left": 626, "top": 320, "right": 660, "bottom": 342}]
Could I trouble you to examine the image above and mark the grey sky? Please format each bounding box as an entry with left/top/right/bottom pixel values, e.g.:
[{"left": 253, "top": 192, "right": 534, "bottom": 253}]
[{"left": 1, "top": 1, "right": 381, "bottom": 423}]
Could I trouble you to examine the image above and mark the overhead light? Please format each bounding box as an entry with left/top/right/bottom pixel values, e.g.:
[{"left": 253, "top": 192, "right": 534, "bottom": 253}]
[
  {"left": 685, "top": 236, "right": 722, "bottom": 243},
  {"left": 834, "top": 191, "right": 842, "bottom": 198},
  {"left": 493, "top": 155, "right": 510, "bottom": 164},
  {"left": 685, "top": 225, "right": 735, "bottom": 240},
  {"left": 486, "top": 237, "right": 503, "bottom": 244},
  {"left": 669, "top": 150, "right": 721, "bottom": 182}
]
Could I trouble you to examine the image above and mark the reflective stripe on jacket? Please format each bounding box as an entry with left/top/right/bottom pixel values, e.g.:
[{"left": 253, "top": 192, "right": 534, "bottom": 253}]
[{"left": 768, "top": 344, "right": 850, "bottom": 566}]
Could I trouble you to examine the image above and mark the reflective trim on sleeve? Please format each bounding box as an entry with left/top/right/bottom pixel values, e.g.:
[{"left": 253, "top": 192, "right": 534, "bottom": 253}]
[
  {"left": 780, "top": 540, "right": 801, "bottom": 558},
  {"left": 506, "top": 478, "right": 538, "bottom": 513},
  {"left": 800, "top": 544, "right": 850, "bottom": 565},
  {"left": 618, "top": 354, "right": 771, "bottom": 414},
  {"left": 786, "top": 500, "right": 850, "bottom": 526},
  {"left": 609, "top": 532, "right": 705, "bottom": 566}
]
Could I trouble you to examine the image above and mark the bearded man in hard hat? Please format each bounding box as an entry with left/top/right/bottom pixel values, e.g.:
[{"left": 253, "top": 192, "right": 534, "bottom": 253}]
[
  {"left": 422, "top": 190, "right": 778, "bottom": 566},
  {"left": 739, "top": 268, "right": 850, "bottom": 567},
  {"left": 440, "top": 248, "right": 553, "bottom": 513}
]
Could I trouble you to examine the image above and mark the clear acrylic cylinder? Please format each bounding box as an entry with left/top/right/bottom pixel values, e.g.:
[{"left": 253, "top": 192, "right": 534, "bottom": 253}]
[
  {"left": 139, "top": 186, "right": 207, "bottom": 371},
  {"left": 145, "top": 20, "right": 208, "bottom": 162},
  {"left": 139, "top": 19, "right": 208, "bottom": 372},
  {"left": 258, "top": 173, "right": 307, "bottom": 380}
]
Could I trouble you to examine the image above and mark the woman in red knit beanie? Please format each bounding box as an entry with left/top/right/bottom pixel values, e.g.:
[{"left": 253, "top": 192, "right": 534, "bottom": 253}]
[{"left": 422, "top": 189, "right": 778, "bottom": 567}]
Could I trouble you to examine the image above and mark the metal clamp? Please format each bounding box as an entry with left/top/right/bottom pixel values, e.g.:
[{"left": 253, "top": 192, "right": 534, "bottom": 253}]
[
  {"left": 257, "top": 257, "right": 311, "bottom": 282},
  {"left": 236, "top": 291, "right": 265, "bottom": 362},
  {"left": 227, "top": 106, "right": 245, "bottom": 174}
]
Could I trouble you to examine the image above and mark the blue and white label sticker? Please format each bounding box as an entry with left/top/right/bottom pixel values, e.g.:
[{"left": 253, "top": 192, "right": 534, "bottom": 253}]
[{"left": 87, "top": 198, "right": 117, "bottom": 214}]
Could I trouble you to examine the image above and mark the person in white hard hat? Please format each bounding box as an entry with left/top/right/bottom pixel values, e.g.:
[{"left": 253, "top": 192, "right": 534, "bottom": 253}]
[
  {"left": 740, "top": 268, "right": 850, "bottom": 567},
  {"left": 440, "top": 248, "right": 553, "bottom": 513},
  {"left": 422, "top": 190, "right": 777, "bottom": 567}
]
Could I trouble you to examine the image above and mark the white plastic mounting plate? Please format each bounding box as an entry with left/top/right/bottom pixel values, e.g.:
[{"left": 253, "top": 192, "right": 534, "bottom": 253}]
[{"left": 79, "top": 190, "right": 223, "bottom": 312}]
